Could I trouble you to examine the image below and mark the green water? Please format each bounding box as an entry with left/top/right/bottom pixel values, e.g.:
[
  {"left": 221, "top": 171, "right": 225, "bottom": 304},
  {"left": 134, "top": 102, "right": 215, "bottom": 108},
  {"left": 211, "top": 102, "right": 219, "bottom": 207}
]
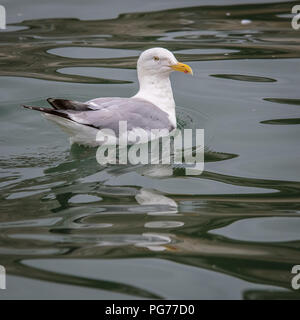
[{"left": 1, "top": 0, "right": 300, "bottom": 299}]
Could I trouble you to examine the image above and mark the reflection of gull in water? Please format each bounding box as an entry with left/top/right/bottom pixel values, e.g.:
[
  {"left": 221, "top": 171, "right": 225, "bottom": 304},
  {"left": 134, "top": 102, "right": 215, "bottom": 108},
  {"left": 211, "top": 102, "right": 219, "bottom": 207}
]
[
  {"left": 23, "top": 48, "right": 192, "bottom": 146},
  {"left": 135, "top": 187, "right": 178, "bottom": 215}
]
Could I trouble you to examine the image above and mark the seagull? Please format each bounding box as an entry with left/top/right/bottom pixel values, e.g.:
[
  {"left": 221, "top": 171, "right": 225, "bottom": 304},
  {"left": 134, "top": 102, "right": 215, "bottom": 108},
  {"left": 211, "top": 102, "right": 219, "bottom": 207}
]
[{"left": 23, "top": 48, "right": 193, "bottom": 146}]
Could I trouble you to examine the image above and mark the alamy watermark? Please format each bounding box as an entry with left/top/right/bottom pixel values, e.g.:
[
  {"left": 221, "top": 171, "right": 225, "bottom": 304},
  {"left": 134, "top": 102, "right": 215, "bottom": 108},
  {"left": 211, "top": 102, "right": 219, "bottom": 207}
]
[
  {"left": 0, "top": 5, "right": 6, "bottom": 30},
  {"left": 95, "top": 122, "right": 204, "bottom": 176},
  {"left": 291, "top": 265, "right": 300, "bottom": 290},
  {"left": 0, "top": 265, "right": 5, "bottom": 289},
  {"left": 292, "top": 5, "right": 300, "bottom": 30}
]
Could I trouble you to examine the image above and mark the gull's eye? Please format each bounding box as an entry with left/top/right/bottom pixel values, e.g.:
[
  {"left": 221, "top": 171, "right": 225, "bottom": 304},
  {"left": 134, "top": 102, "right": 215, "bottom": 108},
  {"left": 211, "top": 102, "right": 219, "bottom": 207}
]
[{"left": 153, "top": 56, "right": 159, "bottom": 61}]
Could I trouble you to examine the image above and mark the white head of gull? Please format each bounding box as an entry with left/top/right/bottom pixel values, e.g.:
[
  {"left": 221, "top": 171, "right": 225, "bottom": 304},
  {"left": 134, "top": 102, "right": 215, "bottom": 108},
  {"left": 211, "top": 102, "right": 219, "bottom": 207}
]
[
  {"left": 134, "top": 48, "right": 193, "bottom": 127},
  {"left": 23, "top": 47, "right": 193, "bottom": 146}
]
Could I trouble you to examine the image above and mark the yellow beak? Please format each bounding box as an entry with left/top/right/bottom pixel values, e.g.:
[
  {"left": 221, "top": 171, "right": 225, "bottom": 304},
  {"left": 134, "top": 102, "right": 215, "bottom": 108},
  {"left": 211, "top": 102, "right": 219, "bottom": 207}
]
[{"left": 170, "top": 62, "right": 193, "bottom": 75}]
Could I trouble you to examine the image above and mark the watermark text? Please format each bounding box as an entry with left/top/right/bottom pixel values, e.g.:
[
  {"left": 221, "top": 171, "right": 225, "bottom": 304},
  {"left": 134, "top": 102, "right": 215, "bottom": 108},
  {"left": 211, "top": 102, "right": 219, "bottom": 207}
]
[
  {"left": 292, "top": 5, "right": 300, "bottom": 30},
  {"left": 291, "top": 265, "right": 300, "bottom": 290},
  {"left": 0, "top": 265, "right": 6, "bottom": 289},
  {"left": 95, "top": 122, "right": 204, "bottom": 176}
]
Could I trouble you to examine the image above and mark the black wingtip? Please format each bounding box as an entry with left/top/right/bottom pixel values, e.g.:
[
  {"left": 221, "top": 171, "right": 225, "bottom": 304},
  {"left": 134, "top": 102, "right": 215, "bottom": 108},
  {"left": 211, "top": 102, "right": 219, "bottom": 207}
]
[
  {"left": 22, "top": 104, "right": 71, "bottom": 121},
  {"left": 23, "top": 105, "right": 42, "bottom": 111},
  {"left": 46, "top": 98, "right": 91, "bottom": 111},
  {"left": 22, "top": 105, "right": 52, "bottom": 114},
  {"left": 23, "top": 105, "right": 33, "bottom": 109},
  {"left": 47, "top": 98, "right": 58, "bottom": 109},
  {"left": 47, "top": 98, "right": 55, "bottom": 104}
]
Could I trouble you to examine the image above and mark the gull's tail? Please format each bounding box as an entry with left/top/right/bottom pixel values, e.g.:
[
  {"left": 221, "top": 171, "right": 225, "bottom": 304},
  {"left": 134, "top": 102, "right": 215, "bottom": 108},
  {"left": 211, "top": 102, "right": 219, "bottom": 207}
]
[
  {"left": 23, "top": 98, "right": 91, "bottom": 113},
  {"left": 22, "top": 98, "right": 93, "bottom": 119},
  {"left": 22, "top": 99, "right": 100, "bottom": 146}
]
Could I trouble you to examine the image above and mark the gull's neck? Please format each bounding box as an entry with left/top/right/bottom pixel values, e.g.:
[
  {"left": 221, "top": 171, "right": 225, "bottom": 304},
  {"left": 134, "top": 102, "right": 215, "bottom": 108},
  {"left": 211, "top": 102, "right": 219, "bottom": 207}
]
[{"left": 133, "top": 71, "right": 177, "bottom": 128}]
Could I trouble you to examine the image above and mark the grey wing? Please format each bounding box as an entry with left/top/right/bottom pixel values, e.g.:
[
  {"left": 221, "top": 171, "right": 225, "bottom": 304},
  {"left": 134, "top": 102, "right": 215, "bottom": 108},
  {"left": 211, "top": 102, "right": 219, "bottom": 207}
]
[{"left": 67, "top": 98, "right": 174, "bottom": 134}]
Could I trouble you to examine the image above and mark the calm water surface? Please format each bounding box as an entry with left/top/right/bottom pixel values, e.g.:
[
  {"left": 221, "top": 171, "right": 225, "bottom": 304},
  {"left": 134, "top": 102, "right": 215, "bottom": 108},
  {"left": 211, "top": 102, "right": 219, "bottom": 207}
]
[{"left": 1, "top": 0, "right": 300, "bottom": 299}]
